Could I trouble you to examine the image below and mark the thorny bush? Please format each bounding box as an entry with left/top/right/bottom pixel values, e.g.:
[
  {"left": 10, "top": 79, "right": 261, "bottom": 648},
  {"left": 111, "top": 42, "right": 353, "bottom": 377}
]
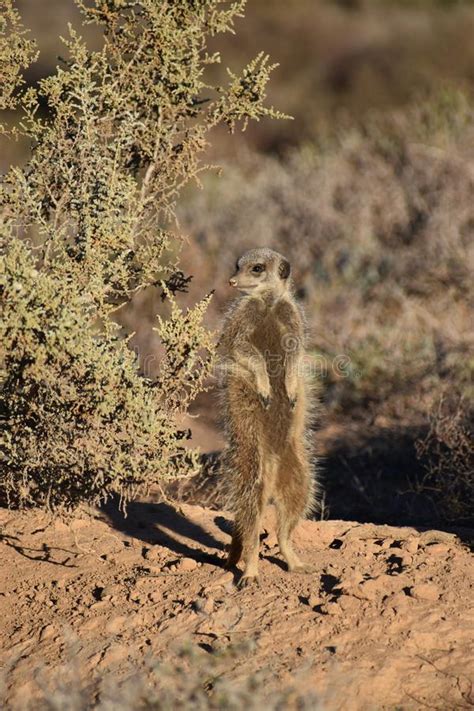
[{"left": 0, "top": 0, "right": 283, "bottom": 509}]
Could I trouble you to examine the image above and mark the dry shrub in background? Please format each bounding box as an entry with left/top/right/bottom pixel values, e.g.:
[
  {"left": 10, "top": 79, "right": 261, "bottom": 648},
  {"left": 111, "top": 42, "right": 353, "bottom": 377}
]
[
  {"left": 0, "top": 0, "right": 283, "bottom": 510},
  {"left": 203, "top": 0, "right": 474, "bottom": 152},
  {"left": 416, "top": 394, "right": 474, "bottom": 523}
]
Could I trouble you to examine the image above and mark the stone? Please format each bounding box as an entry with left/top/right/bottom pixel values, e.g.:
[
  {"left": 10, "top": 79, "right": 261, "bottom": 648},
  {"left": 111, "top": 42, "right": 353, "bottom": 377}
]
[
  {"left": 176, "top": 557, "right": 198, "bottom": 572},
  {"left": 308, "top": 594, "right": 324, "bottom": 609},
  {"left": 105, "top": 615, "right": 128, "bottom": 635},
  {"left": 383, "top": 591, "right": 409, "bottom": 610},
  {"left": 145, "top": 547, "right": 162, "bottom": 563},
  {"left": 101, "top": 584, "right": 122, "bottom": 600},
  {"left": 201, "top": 597, "right": 215, "bottom": 614},
  {"left": 39, "top": 624, "right": 56, "bottom": 641},
  {"left": 398, "top": 553, "right": 413, "bottom": 567},
  {"left": 99, "top": 643, "right": 129, "bottom": 668},
  {"left": 90, "top": 600, "right": 108, "bottom": 611},
  {"left": 410, "top": 583, "right": 440, "bottom": 601},
  {"left": 404, "top": 537, "right": 420, "bottom": 554},
  {"left": 337, "top": 595, "right": 360, "bottom": 613},
  {"left": 354, "top": 578, "right": 382, "bottom": 601},
  {"left": 425, "top": 543, "right": 451, "bottom": 556}
]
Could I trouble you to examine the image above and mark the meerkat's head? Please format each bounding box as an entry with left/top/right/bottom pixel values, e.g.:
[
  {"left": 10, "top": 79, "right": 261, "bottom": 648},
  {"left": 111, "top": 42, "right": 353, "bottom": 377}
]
[{"left": 229, "top": 248, "right": 291, "bottom": 295}]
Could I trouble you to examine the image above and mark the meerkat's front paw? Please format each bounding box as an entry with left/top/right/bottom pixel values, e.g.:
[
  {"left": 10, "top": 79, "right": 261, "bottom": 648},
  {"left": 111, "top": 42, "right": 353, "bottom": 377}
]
[
  {"left": 286, "top": 390, "right": 297, "bottom": 410},
  {"left": 258, "top": 393, "right": 271, "bottom": 410},
  {"left": 285, "top": 377, "right": 298, "bottom": 409},
  {"left": 237, "top": 574, "right": 260, "bottom": 589}
]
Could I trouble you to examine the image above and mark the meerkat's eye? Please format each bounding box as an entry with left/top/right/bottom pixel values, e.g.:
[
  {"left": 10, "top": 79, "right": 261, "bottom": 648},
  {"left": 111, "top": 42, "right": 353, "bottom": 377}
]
[{"left": 252, "top": 264, "right": 265, "bottom": 274}]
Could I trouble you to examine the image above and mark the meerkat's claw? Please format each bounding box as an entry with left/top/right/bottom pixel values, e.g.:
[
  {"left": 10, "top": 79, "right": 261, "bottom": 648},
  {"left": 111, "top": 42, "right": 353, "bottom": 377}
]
[
  {"left": 259, "top": 394, "right": 271, "bottom": 410},
  {"left": 237, "top": 574, "right": 259, "bottom": 589}
]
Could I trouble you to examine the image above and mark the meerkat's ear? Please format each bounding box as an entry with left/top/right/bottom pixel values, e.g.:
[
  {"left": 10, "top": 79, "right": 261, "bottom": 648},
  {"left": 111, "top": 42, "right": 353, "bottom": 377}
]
[{"left": 278, "top": 257, "right": 291, "bottom": 280}]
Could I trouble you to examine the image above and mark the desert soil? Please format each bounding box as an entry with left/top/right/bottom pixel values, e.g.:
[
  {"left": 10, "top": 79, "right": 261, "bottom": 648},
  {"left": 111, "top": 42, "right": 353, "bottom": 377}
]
[{"left": 0, "top": 499, "right": 473, "bottom": 710}]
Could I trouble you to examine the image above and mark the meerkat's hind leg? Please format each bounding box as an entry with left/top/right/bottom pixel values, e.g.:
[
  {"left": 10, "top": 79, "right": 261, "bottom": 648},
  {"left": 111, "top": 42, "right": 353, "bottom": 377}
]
[
  {"left": 236, "top": 505, "right": 263, "bottom": 588},
  {"left": 233, "top": 484, "right": 265, "bottom": 589},
  {"left": 225, "top": 527, "right": 243, "bottom": 569},
  {"left": 275, "top": 459, "right": 315, "bottom": 575},
  {"left": 225, "top": 519, "right": 261, "bottom": 588},
  {"left": 276, "top": 504, "right": 313, "bottom": 573}
]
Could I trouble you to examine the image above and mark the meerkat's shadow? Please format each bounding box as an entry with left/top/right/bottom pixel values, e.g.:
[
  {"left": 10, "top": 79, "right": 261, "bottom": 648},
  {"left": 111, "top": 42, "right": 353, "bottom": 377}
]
[
  {"left": 260, "top": 554, "right": 288, "bottom": 572},
  {"left": 213, "top": 515, "right": 232, "bottom": 536},
  {"left": 103, "top": 498, "right": 226, "bottom": 568}
]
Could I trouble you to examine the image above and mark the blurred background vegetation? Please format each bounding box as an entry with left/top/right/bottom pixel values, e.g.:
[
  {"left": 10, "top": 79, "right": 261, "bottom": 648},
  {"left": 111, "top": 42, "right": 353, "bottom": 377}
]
[
  {"left": 6, "top": 0, "right": 474, "bottom": 159},
  {"left": 2, "top": 0, "right": 473, "bottom": 527}
]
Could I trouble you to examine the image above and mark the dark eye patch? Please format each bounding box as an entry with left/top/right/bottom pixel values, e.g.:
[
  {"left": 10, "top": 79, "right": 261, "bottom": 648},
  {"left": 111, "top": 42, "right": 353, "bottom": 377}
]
[{"left": 252, "top": 264, "right": 265, "bottom": 273}]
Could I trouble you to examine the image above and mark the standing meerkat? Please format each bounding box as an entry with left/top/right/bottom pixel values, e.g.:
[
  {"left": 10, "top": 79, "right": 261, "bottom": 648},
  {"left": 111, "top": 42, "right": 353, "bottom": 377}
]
[{"left": 218, "top": 247, "right": 317, "bottom": 588}]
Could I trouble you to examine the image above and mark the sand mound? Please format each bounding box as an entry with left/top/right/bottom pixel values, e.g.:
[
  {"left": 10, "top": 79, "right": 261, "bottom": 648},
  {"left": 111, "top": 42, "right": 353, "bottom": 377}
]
[{"left": 1, "top": 501, "right": 473, "bottom": 710}]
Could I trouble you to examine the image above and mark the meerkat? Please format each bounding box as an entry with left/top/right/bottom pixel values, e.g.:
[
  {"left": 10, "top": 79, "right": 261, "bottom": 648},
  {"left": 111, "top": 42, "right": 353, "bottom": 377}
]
[{"left": 218, "top": 247, "right": 317, "bottom": 588}]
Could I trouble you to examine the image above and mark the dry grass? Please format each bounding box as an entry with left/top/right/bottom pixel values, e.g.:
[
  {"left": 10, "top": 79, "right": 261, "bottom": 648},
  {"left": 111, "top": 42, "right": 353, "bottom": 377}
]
[
  {"left": 416, "top": 394, "right": 474, "bottom": 522},
  {"left": 206, "top": 0, "right": 474, "bottom": 151},
  {"left": 2, "top": 639, "right": 320, "bottom": 711}
]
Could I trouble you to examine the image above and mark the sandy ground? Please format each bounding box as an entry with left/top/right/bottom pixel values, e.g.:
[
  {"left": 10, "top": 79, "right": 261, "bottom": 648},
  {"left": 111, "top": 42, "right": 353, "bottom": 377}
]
[{"left": 1, "top": 499, "right": 473, "bottom": 710}]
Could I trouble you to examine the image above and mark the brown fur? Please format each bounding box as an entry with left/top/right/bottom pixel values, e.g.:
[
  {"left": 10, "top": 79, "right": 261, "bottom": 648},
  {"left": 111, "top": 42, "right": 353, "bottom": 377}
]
[{"left": 218, "top": 248, "right": 318, "bottom": 587}]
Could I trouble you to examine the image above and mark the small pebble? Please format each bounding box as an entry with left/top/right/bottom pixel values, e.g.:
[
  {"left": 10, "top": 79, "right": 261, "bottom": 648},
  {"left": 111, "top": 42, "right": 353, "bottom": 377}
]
[
  {"left": 410, "top": 583, "right": 440, "bottom": 601},
  {"left": 211, "top": 635, "right": 230, "bottom": 652},
  {"left": 338, "top": 595, "right": 360, "bottom": 613},
  {"left": 176, "top": 557, "right": 198, "bottom": 572},
  {"left": 145, "top": 548, "right": 162, "bottom": 563},
  {"left": 39, "top": 624, "right": 56, "bottom": 641},
  {"left": 326, "top": 600, "right": 342, "bottom": 616},
  {"left": 404, "top": 537, "right": 420, "bottom": 554},
  {"left": 90, "top": 600, "right": 108, "bottom": 611},
  {"left": 308, "top": 594, "right": 323, "bottom": 609},
  {"left": 201, "top": 597, "right": 215, "bottom": 614},
  {"left": 426, "top": 543, "right": 451, "bottom": 556}
]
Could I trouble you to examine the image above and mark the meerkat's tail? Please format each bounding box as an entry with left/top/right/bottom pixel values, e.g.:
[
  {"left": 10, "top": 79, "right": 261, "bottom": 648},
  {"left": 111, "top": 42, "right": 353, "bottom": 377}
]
[{"left": 301, "top": 366, "right": 322, "bottom": 519}]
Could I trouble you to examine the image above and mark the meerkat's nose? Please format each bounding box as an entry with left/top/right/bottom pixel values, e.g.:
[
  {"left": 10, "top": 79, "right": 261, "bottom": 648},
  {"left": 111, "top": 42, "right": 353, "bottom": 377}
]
[{"left": 229, "top": 277, "right": 237, "bottom": 287}]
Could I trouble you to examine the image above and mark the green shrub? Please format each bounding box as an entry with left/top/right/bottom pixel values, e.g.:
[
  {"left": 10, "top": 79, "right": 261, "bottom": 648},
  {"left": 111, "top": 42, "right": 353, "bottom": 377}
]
[{"left": 0, "top": 0, "right": 283, "bottom": 509}]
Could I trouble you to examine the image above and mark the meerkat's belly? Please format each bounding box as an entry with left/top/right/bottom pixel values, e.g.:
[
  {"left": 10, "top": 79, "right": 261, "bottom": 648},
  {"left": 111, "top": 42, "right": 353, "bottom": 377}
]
[
  {"left": 225, "top": 311, "right": 303, "bottom": 451},
  {"left": 250, "top": 313, "right": 287, "bottom": 382}
]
